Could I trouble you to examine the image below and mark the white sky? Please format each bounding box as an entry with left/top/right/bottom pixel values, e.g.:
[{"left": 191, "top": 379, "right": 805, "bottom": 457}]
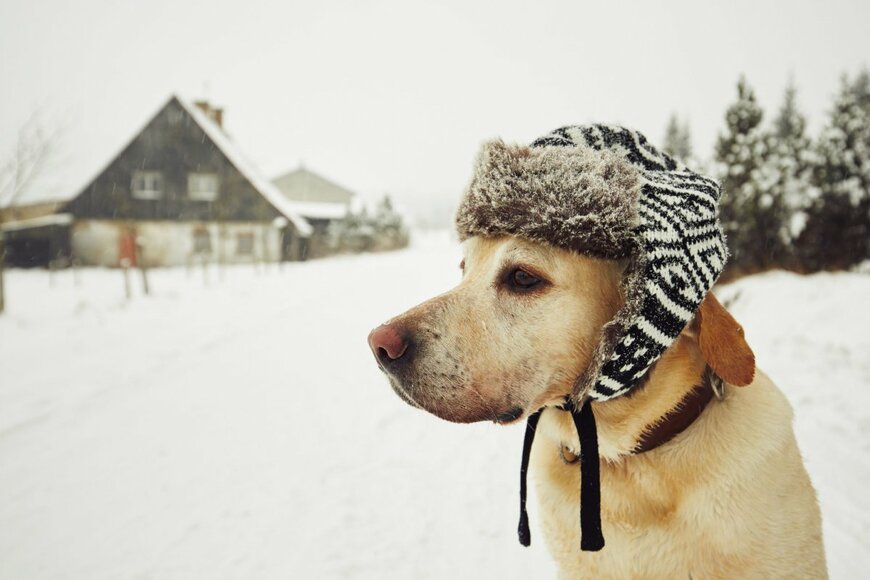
[{"left": 1, "top": 0, "right": 868, "bottom": 213}]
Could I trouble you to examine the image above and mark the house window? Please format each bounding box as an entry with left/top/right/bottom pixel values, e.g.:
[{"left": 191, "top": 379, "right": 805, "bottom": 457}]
[
  {"left": 188, "top": 173, "right": 219, "bottom": 201},
  {"left": 131, "top": 171, "right": 164, "bottom": 199},
  {"left": 236, "top": 233, "right": 254, "bottom": 255},
  {"left": 192, "top": 228, "right": 212, "bottom": 254}
]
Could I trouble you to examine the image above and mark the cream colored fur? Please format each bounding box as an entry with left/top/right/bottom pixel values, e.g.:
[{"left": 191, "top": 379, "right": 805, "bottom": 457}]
[
  {"left": 376, "top": 235, "right": 826, "bottom": 578},
  {"left": 533, "top": 344, "right": 826, "bottom": 579}
]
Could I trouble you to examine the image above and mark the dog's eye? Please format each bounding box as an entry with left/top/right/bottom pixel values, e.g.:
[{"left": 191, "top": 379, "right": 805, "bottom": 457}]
[
  {"left": 459, "top": 259, "right": 465, "bottom": 271},
  {"left": 507, "top": 268, "right": 542, "bottom": 290}
]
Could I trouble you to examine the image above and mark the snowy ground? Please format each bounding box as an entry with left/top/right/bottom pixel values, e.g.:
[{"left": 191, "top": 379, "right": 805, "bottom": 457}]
[{"left": 0, "top": 232, "right": 867, "bottom": 579}]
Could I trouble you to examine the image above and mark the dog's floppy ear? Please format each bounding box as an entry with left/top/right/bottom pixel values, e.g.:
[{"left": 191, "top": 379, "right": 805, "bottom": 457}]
[{"left": 695, "top": 293, "right": 755, "bottom": 386}]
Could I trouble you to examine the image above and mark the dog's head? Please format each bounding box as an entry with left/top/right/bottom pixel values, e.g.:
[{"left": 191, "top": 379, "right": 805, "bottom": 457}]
[
  {"left": 368, "top": 235, "right": 626, "bottom": 423},
  {"left": 368, "top": 235, "right": 755, "bottom": 425}
]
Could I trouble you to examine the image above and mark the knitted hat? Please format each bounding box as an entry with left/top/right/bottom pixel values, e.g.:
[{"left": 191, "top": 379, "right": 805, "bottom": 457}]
[{"left": 456, "top": 124, "right": 727, "bottom": 402}]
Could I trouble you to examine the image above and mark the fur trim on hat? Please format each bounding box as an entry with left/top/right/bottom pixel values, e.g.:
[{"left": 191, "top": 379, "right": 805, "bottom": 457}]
[
  {"left": 455, "top": 124, "right": 728, "bottom": 402},
  {"left": 456, "top": 140, "right": 642, "bottom": 258}
]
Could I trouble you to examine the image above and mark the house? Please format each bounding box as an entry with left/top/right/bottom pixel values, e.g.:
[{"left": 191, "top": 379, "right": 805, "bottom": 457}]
[
  {"left": 1, "top": 96, "right": 312, "bottom": 268},
  {"left": 271, "top": 166, "right": 356, "bottom": 258}
]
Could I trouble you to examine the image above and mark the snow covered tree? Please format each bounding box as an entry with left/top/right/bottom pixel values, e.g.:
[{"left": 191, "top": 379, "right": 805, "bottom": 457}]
[
  {"left": 852, "top": 67, "right": 870, "bottom": 112},
  {"left": 328, "top": 195, "right": 409, "bottom": 254},
  {"left": 760, "top": 79, "right": 816, "bottom": 268},
  {"left": 662, "top": 113, "right": 692, "bottom": 166},
  {"left": 798, "top": 72, "right": 870, "bottom": 271},
  {"left": 373, "top": 195, "right": 400, "bottom": 231},
  {"left": 715, "top": 76, "right": 774, "bottom": 275},
  {"left": 337, "top": 206, "right": 376, "bottom": 252},
  {"left": 371, "top": 194, "right": 409, "bottom": 250}
]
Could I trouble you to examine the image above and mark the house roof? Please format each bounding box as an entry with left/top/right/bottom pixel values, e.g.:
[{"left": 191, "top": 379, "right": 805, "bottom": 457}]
[
  {"left": 13, "top": 95, "right": 312, "bottom": 237},
  {"left": 173, "top": 97, "right": 312, "bottom": 236}
]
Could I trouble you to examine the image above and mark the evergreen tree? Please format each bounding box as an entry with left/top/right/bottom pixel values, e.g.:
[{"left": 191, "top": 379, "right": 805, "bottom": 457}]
[
  {"left": 328, "top": 195, "right": 410, "bottom": 254},
  {"left": 714, "top": 76, "right": 772, "bottom": 274},
  {"left": 371, "top": 194, "right": 409, "bottom": 250},
  {"left": 762, "top": 79, "right": 816, "bottom": 267},
  {"left": 798, "top": 72, "right": 870, "bottom": 270},
  {"left": 852, "top": 67, "right": 870, "bottom": 113},
  {"left": 662, "top": 113, "right": 692, "bottom": 164},
  {"left": 373, "top": 195, "right": 400, "bottom": 230}
]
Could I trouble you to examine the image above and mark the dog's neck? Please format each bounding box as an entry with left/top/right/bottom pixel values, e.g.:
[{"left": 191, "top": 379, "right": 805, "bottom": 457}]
[{"left": 581, "top": 332, "right": 709, "bottom": 461}]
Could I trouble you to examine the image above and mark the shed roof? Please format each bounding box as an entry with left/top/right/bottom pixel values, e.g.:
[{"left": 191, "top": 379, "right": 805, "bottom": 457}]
[
  {"left": 273, "top": 167, "right": 355, "bottom": 203},
  {"left": 1, "top": 213, "right": 73, "bottom": 232}
]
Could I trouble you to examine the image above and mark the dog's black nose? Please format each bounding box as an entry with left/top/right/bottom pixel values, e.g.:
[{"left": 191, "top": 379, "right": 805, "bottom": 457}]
[{"left": 368, "top": 323, "right": 410, "bottom": 365}]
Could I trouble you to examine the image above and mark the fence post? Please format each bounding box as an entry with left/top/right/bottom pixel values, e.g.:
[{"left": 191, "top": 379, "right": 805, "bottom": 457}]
[
  {"left": 139, "top": 262, "right": 150, "bottom": 296},
  {"left": 136, "top": 239, "right": 150, "bottom": 296},
  {"left": 121, "top": 258, "right": 132, "bottom": 300}
]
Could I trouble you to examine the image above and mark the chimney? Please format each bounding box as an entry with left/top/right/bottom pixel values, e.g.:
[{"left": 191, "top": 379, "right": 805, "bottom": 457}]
[{"left": 194, "top": 100, "right": 224, "bottom": 128}]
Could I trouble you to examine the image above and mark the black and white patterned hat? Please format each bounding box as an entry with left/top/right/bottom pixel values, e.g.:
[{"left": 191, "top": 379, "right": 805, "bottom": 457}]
[{"left": 456, "top": 124, "right": 728, "bottom": 402}]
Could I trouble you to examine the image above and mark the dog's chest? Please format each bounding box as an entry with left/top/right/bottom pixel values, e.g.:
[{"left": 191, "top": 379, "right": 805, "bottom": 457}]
[
  {"left": 529, "top": 414, "right": 741, "bottom": 579},
  {"left": 525, "top": 382, "right": 827, "bottom": 579}
]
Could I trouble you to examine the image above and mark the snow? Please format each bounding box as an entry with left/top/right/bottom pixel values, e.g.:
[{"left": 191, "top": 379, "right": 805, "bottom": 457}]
[
  {"left": 717, "top": 271, "right": 870, "bottom": 580},
  {"left": 0, "top": 232, "right": 868, "bottom": 579}
]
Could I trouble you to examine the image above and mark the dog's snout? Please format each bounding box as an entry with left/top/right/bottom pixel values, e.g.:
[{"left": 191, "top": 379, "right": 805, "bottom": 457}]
[{"left": 368, "top": 323, "right": 410, "bottom": 365}]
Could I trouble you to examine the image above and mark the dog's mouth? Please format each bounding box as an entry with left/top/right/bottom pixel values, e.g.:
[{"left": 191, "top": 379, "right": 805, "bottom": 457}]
[
  {"left": 387, "top": 378, "right": 422, "bottom": 409},
  {"left": 493, "top": 406, "right": 525, "bottom": 425},
  {"left": 386, "top": 374, "right": 527, "bottom": 425}
]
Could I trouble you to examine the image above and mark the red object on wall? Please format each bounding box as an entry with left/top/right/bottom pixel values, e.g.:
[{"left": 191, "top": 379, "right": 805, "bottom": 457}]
[{"left": 119, "top": 230, "right": 137, "bottom": 267}]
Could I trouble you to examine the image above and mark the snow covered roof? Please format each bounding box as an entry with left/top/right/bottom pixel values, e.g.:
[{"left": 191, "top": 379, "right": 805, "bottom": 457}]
[
  {"left": 283, "top": 200, "right": 351, "bottom": 220},
  {"left": 175, "top": 97, "right": 312, "bottom": 237},
  {"left": 1, "top": 213, "right": 73, "bottom": 232},
  {"left": 272, "top": 167, "right": 356, "bottom": 204}
]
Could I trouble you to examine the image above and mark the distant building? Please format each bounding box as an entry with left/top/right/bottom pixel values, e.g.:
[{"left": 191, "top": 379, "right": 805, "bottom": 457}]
[
  {"left": 273, "top": 166, "right": 355, "bottom": 206},
  {"left": 1, "top": 96, "right": 312, "bottom": 268},
  {"left": 272, "top": 167, "right": 356, "bottom": 258}
]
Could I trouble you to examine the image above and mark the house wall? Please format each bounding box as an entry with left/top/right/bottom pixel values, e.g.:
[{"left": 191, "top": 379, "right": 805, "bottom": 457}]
[{"left": 71, "top": 220, "right": 286, "bottom": 267}]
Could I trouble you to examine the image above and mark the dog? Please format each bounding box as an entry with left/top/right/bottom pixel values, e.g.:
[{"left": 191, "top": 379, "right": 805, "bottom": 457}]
[{"left": 368, "top": 234, "right": 827, "bottom": 579}]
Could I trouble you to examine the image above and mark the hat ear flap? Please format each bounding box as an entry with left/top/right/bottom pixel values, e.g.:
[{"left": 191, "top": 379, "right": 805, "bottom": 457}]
[{"left": 695, "top": 293, "right": 755, "bottom": 387}]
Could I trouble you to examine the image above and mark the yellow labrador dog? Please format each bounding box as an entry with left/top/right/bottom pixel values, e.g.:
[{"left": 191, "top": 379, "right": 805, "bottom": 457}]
[{"left": 368, "top": 235, "right": 826, "bottom": 579}]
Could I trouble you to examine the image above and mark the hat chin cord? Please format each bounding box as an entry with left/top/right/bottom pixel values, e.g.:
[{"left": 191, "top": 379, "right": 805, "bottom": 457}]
[
  {"left": 516, "top": 367, "right": 719, "bottom": 553},
  {"left": 517, "top": 395, "right": 605, "bottom": 552}
]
